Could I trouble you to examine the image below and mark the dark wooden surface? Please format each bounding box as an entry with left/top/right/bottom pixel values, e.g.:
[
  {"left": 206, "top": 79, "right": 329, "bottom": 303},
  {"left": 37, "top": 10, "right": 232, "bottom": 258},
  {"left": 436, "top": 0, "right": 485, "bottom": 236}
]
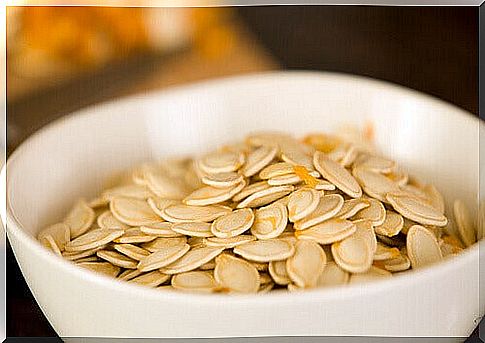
[{"left": 6, "top": 6, "right": 480, "bottom": 339}]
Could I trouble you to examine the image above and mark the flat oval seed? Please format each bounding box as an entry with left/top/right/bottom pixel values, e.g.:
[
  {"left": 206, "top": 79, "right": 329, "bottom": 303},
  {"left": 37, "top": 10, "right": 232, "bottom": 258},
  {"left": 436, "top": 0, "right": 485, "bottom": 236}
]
[
  {"left": 113, "top": 227, "right": 157, "bottom": 244},
  {"left": 349, "top": 266, "right": 392, "bottom": 284},
  {"left": 286, "top": 240, "right": 326, "bottom": 288},
  {"left": 400, "top": 218, "right": 416, "bottom": 235},
  {"left": 295, "top": 218, "right": 356, "bottom": 244},
  {"left": 352, "top": 198, "right": 386, "bottom": 226},
  {"left": 183, "top": 181, "right": 246, "bottom": 206},
  {"left": 201, "top": 172, "right": 244, "bottom": 188},
  {"left": 102, "top": 184, "right": 153, "bottom": 201},
  {"left": 96, "top": 250, "right": 138, "bottom": 269},
  {"left": 401, "top": 184, "right": 429, "bottom": 202},
  {"left": 331, "top": 231, "right": 373, "bottom": 273},
  {"left": 185, "top": 164, "right": 204, "bottom": 190},
  {"left": 161, "top": 204, "right": 231, "bottom": 223},
  {"left": 317, "top": 261, "right": 350, "bottom": 287},
  {"left": 41, "top": 235, "right": 62, "bottom": 256},
  {"left": 373, "top": 242, "right": 401, "bottom": 261},
  {"left": 406, "top": 225, "right": 443, "bottom": 269},
  {"left": 352, "top": 167, "right": 400, "bottom": 203},
  {"left": 139, "top": 222, "right": 182, "bottom": 238},
  {"left": 279, "top": 232, "right": 297, "bottom": 246},
  {"left": 114, "top": 244, "right": 150, "bottom": 261},
  {"left": 353, "top": 219, "right": 378, "bottom": 253},
  {"left": 97, "top": 210, "right": 129, "bottom": 229},
  {"left": 145, "top": 166, "right": 189, "bottom": 199},
  {"left": 157, "top": 285, "right": 175, "bottom": 291},
  {"left": 383, "top": 253, "right": 411, "bottom": 272},
  {"left": 64, "top": 200, "right": 96, "bottom": 238},
  {"left": 199, "top": 150, "right": 245, "bottom": 174},
  {"left": 88, "top": 197, "right": 109, "bottom": 208},
  {"left": 281, "top": 143, "right": 314, "bottom": 171},
  {"left": 294, "top": 194, "right": 344, "bottom": 230},
  {"left": 38, "top": 222, "right": 70, "bottom": 251},
  {"left": 211, "top": 208, "right": 255, "bottom": 238},
  {"left": 453, "top": 199, "right": 476, "bottom": 247},
  {"left": 137, "top": 243, "right": 190, "bottom": 272},
  {"left": 75, "top": 256, "right": 101, "bottom": 263},
  {"left": 313, "top": 151, "right": 362, "bottom": 198},
  {"left": 374, "top": 211, "right": 404, "bottom": 237},
  {"left": 144, "top": 169, "right": 190, "bottom": 199},
  {"left": 62, "top": 245, "right": 107, "bottom": 261},
  {"left": 172, "top": 222, "right": 214, "bottom": 237},
  {"left": 354, "top": 154, "right": 396, "bottom": 173},
  {"left": 214, "top": 254, "right": 260, "bottom": 293},
  {"left": 140, "top": 237, "right": 188, "bottom": 253},
  {"left": 268, "top": 260, "right": 291, "bottom": 285},
  {"left": 132, "top": 164, "right": 150, "bottom": 185},
  {"left": 387, "top": 169, "right": 409, "bottom": 187},
  {"left": 233, "top": 239, "right": 295, "bottom": 262},
  {"left": 147, "top": 197, "right": 180, "bottom": 218},
  {"left": 423, "top": 184, "right": 445, "bottom": 213},
  {"left": 386, "top": 192, "right": 448, "bottom": 227},
  {"left": 251, "top": 202, "right": 288, "bottom": 240},
  {"left": 268, "top": 174, "right": 302, "bottom": 186},
  {"left": 73, "top": 255, "right": 104, "bottom": 263},
  {"left": 236, "top": 185, "right": 294, "bottom": 208},
  {"left": 273, "top": 194, "right": 291, "bottom": 207},
  {"left": 315, "top": 179, "right": 337, "bottom": 191},
  {"left": 203, "top": 235, "right": 256, "bottom": 248},
  {"left": 187, "top": 236, "right": 205, "bottom": 248},
  {"left": 287, "top": 188, "right": 320, "bottom": 222},
  {"left": 242, "top": 145, "right": 278, "bottom": 177},
  {"left": 246, "top": 131, "right": 293, "bottom": 147},
  {"left": 171, "top": 271, "right": 219, "bottom": 293},
  {"left": 110, "top": 197, "right": 161, "bottom": 226},
  {"left": 129, "top": 270, "right": 170, "bottom": 288},
  {"left": 199, "top": 259, "right": 216, "bottom": 270},
  {"left": 64, "top": 228, "right": 124, "bottom": 252},
  {"left": 117, "top": 269, "right": 143, "bottom": 281},
  {"left": 333, "top": 144, "right": 359, "bottom": 167},
  {"left": 259, "top": 162, "right": 295, "bottom": 179},
  {"left": 232, "top": 181, "right": 271, "bottom": 202},
  {"left": 336, "top": 198, "right": 370, "bottom": 219},
  {"left": 77, "top": 262, "right": 120, "bottom": 278},
  {"left": 160, "top": 246, "right": 225, "bottom": 274}
]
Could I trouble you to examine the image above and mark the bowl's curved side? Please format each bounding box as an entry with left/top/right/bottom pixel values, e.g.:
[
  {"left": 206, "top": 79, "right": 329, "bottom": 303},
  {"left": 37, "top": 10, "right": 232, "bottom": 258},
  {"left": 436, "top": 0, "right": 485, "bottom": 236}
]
[
  {"left": 7, "top": 218, "right": 483, "bottom": 337},
  {"left": 6, "top": 71, "right": 483, "bottom": 338}
]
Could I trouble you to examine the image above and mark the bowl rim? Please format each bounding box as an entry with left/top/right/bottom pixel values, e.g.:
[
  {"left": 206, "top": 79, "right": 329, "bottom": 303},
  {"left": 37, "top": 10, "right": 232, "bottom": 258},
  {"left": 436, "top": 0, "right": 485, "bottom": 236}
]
[{"left": 6, "top": 70, "right": 484, "bottom": 304}]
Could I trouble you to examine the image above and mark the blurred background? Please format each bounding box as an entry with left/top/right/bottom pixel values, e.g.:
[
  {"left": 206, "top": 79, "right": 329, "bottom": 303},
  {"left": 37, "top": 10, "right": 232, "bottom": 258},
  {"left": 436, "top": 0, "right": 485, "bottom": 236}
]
[{"left": 6, "top": 5, "right": 478, "bottom": 338}]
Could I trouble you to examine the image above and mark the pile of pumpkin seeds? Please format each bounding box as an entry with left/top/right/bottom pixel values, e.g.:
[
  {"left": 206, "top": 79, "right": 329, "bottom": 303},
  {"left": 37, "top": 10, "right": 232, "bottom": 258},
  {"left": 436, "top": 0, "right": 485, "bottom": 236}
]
[{"left": 37, "top": 130, "right": 480, "bottom": 294}]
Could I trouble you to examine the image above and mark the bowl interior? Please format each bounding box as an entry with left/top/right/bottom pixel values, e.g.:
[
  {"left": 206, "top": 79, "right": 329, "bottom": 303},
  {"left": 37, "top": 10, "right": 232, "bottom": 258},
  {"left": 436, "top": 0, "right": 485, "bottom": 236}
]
[{"left": 7, "top": 71, "right": 482, "bottom": 240}]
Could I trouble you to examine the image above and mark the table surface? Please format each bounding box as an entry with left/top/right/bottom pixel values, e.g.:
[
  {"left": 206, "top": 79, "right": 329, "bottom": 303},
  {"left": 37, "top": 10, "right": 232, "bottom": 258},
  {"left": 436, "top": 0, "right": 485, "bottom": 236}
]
[{"left": 6, "top": 6, "right": 481, "bottom": 339}]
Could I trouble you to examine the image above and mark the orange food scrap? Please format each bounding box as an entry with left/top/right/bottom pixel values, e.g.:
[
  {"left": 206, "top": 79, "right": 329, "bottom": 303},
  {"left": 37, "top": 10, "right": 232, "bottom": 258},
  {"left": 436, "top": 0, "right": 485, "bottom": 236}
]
[
  {"left": 302, "top": 133, "right": 341, "bottom": 153},
  {"left": 390, "top": 248, "right": 401, "bottom": 259},
  {"left": 364, "top": 121, "right": 375, "bottom": 142},
  {"left": 442, "top": 235, "right": 464, "bottom": 249},
  {"left": 372, "top": 260, "right": 386, "bottom": 270},
  {"left": 293, "top": 165, "right": 318, "bottom": 188}
]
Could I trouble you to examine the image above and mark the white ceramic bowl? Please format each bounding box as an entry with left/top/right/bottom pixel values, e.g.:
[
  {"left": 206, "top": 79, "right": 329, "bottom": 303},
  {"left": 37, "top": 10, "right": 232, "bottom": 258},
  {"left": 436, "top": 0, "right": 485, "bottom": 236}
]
[{"left": 6, "top": 71, "right": 484, "bottom": 339}]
